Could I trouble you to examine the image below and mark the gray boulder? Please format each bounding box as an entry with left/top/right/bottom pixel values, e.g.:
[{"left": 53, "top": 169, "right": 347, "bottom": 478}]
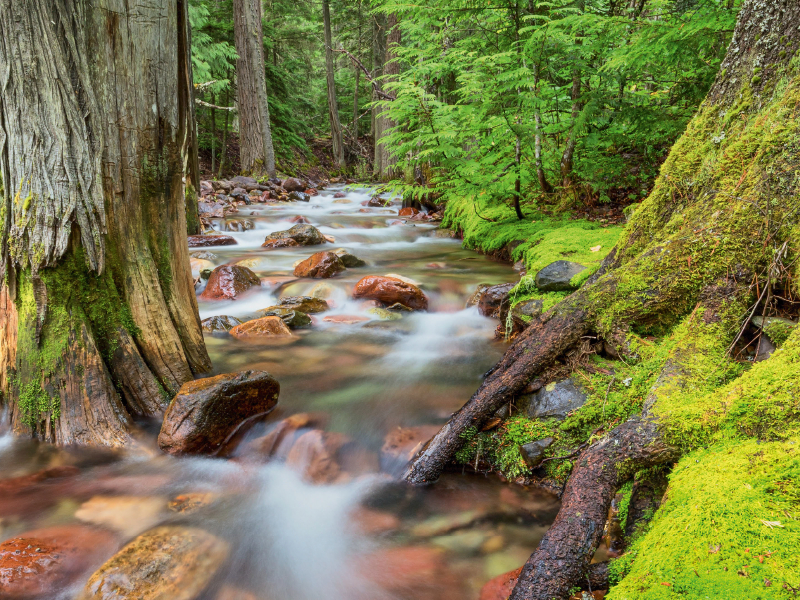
[
  {"left": 534, "top": 261, "right": 587, "bottom": 292},
  {"left": 288, "top": 191, "right": 310, "bottom": 202},
  {"left": 511, "top": 299, "right": 543, "bottom": 321},
  {"left": 520, "top": 437, "right": 554, "bottom": 468},
  {"left": 258, "top": 307, "right": 312, "bottom": 328},
  {"left": 522, "top": 378, "right": 588, "bottom": 420},
  {"left": 201, "top": 315, "right": 242, "bottom": 333}
]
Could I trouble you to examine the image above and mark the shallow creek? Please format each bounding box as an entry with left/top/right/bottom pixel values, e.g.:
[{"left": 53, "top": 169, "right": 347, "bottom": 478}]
[{"left": 0, "top": 185, "right": 560, "bottom": 599}]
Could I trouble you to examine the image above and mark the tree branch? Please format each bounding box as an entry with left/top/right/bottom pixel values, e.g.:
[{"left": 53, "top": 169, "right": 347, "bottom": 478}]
[{"left": 332, "top": 47, "right": 397, "bottom": 101}]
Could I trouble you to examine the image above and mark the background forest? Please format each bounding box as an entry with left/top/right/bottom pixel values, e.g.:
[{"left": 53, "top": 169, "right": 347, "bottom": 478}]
[{"left": 190, "top": 0, "right": 741, "bottom": 211}]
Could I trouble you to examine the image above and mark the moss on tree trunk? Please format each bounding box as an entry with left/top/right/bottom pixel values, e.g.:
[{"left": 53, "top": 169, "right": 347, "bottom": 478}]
[{"left": 0, "top": 0, "right": 211, "bottom": 445}]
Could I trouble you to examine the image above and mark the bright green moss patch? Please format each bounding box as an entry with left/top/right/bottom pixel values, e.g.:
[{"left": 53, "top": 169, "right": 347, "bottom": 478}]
[
  {"left": 455, "top": 416, "right": 553, "bottom": 479},
  {"left": 441, "top": 195, "right": 623, "bottom": 275},
  {"left": 609, "top": 440, "right": 800, "bottom": 599}
]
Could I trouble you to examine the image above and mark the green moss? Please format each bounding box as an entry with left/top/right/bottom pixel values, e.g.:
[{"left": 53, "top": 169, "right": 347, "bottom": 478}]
[
  {"left": 185, "top": 183, "right": 200, "bottom": 235},
  {"left": 455, "top": 416, "right": 552, "bottom": 479},
  {"left": 609, "top": 441, "right": 800, "bottom": 599},
  {"left": 12, "top": 248, "right": 140, "bottom": 430},
  {"left": 617, "top": 481, "right": 634, "bottom": 532},
  {"left": 762, "top": 319, "right": 796, "bottom": 347},
  {"left": 441, "top": 196, "right": 623, "bottom": 276}
]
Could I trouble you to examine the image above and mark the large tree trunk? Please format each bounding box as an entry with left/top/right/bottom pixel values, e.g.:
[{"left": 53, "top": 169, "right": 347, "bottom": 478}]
[
  {"left": 233, "top": 0, "right": 277, "bottom": 177},
  {"left": 323, "top": 0, "right": 345, "bottom": 170},
  {"left": 372, "top": 13, "right": 386, "bottom": 177},
  {"left": 404, "top": 0, "right": 800, "bottom": 596},
  {"left": 374, "top": 13, "right": 400, "bottom": 181},
  {"left": 0, "top": 0, "right": 211, "bottom": 446}
]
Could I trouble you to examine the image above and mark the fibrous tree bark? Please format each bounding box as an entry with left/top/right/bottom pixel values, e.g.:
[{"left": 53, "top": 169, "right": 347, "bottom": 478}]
[
  {"left": 374, "top": 13, "right": 400, "bottom": 181},
  {"left": 0, "top": 0, "right": 211, "bottom": 446},
  {"left": 233, "top": 0, "right": 277, "bottom": 177},
  {"left": 323, "top": 0, "right": 345, "bottom": 170},
  {"left": 404, "top": 0, "right": 800, "bottom": 596}
]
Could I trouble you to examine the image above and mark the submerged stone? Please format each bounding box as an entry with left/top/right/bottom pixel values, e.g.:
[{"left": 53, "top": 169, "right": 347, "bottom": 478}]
[
  {"left": 201, "top": 315, "right": 242, "bottom": 333},
  {"left": 258, "top": 307, "right": 312, "bottom": 328}
]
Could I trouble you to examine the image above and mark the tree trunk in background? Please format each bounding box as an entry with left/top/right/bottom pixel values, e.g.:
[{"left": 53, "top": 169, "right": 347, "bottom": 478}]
[
  {"left": 372, "top": 14, "right": 386, "bottom": 175},
  {"left": 0, "top": 0, "right": 211, "bottom": 446},
  {"left": 375, "top": 13, "right": 400, "bottom": 180},
  {"left": 323, "top": 0, "right": 345, "bottom": 170},
  {"left": 233, "top": 0, "right": 277, "bottom": 177}
]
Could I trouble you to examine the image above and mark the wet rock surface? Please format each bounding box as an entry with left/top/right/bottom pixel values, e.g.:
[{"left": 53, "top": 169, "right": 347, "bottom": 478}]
[
  {"left": 188, "top": 234, "right": 237, "bottom": 247},
  {"left": 258, "top": 307, "right": 312, "bottom": 328},
  {"left": 520, "top": 437, "right": 554, "bottom": 468},
  {"left": 201, "top": 315, "right": 243, "bottom": 333},
  {"left": 200, "top": 266, "right": 261, "bottom": 301},
  {"left": 534, "top": 260, "right": 587, "bottom": 291},
  {"left": 380, "top": 425, "right": 441, "bottom": 475},
  {"left": 353, "top": 276, "right": 429, "bottom": 311},
  {"left": 158, "top": 370, "right": 280, "bottom": 455},
  {"left": 77, "top": 526, "right": 229, "bottom": 600},
  {"left": 332, "top": 247, "right": 367, "bottom": 267},
  {"left": 477, "top": 283, "right": 515, "bottom": 318},
  {"left": 262, "top": 224, "right": 326, "bottom": 248},
  {"left": 293, "top": 251, "right": 346, "bottom": 278},
  {"left": 0, "top": 525, "right": 118, "bottom": 599},
  {"left": 278, "top": 295, "right": 330, "bottom": 313},
  {"left": 229, "top": 316, "right": 293, "bottom": 339}
]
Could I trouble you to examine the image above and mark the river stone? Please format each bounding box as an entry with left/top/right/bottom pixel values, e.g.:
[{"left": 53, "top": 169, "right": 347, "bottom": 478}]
[
  {"left": 282, "top": 177, "right": 305, "bottom": 192},
  {"left": 534, "top": 260, "right": 587, "bottom": 292},
  {"left": 221, "top": 218, "right": 254, "bottom": 232},
  {"left": 158, "top": 370, "right": 280, "bottom": 456},
  {"left": 477, "top": 283, "right": 515, "bottom": 318},
  {"left": 201, "top": 315, "right": 242, "bottom": 333},
  {"left": 367, "top": 307, "right": 402, "bottom": 321},
  {"left": 258, "top": 307, "right": 312, "bottom": 328},
  {"left": 199, "top": 265, "right": 261, "bottom": 301},
  {"left": 519, "top": 437, "right": 554, "bottom": 468},
  {"left": 0, "top": 525, "right": 118, "bottom": 599},
  {"left": 353, "top": 276, "right": 428, "bottom": 311},
  {"left": 77, "top": 526, "right": 229, "bottom": 600},
  {"left": 466, "top": 284, "right": 492, "bottom": 307},
  {"left": 522, "top": 378, "right": 588, "bottom": 420},
  {"left": 293, "top": 251, "right": 346, "bottom": 278},
  {"left": 198, "top": 201, "right": 226, "bottom": 218},
  {"left": 262, "top": 224, "right": 326, "bottom": 248},
  {"left": 188, "top": 234, "right": 237, "bottom": 247},
  {"left": 288, "top": 191, "right": 310, "bottom": 202},
  {"left": 190, "top": 251, "right": 218, "bottom": 260},
  {"left": 332, "top": 248, "right": 367, "bottom": 267},
  {"left": 229, "top": 316, "right": 293, "bottom": 339},
  {"left": 279, "top": 295, "right": 330, "bottom": 313}
]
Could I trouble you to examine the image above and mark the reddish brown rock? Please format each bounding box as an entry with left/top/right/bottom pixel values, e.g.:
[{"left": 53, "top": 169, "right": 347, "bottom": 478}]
[
  {"left": 350, "top": 507, "right": 401, "bottom": 535},
  {"left": 398, "top": 207, "right": 420, "bottom": 217},
  {"left": 380, "top": 425, "right": 441, "bottom": 475},
  {"left": 352, "top": 276, "right": 428, "bottom": 311},
  {"left": 387, "top": 219, "right": 404, "bottom": 226},
  {"left": 158, "top": 370, "right": 280, "bottom": 456},
  {"left": 364, "top": 196, "right": 385, "bottom": 207},
  {"left": 333, "top": 191, "right": 346, "bottom": 198},
  {"left": 304, "top": 188, "right": 319, "bottom": 196},
  {"left": 285, "top": 429, "right": 350, "bottom": 484},
  {"left": 243, "top": 413, "right": 328, "bottom": 459},
  {"left": 480, "top": 566, "right": 524, "bottom": 600},
  {"left": 261, "top": 237, "right": 300, "bottom": 249},
  {"left": 288, "top": 215, "right": 311, "bottom": 224},
  {"left": 358, "top": 546, "right": 465, "bottom": 600},
  {"left": 229, "top": 316, "right": 293, "bottom": 339},
  {"left": 293, "top": 251, "right": 345, "bottom": 278},
  {"left": 188, "top": 234, "right": 237, "bottom": 247},
  {"left": 0, "top": 466, "right": 81, "bottom": 516},
  {"left": 282, "top": 177, "right": 305, "bottom": 192},
  {"left": 0, "top": 525, "right": 118, "bottom": 599},
  {"left": 199, "top": 265, "right": 260, "bottom": 301},
  {"left": 477, "top": 283, "right": 515, "bottom": 318}
]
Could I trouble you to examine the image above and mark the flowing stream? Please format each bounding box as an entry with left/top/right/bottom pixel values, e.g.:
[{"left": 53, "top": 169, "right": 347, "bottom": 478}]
[{"left": 0, "top": 185, "right": 560, "bottom": 599}]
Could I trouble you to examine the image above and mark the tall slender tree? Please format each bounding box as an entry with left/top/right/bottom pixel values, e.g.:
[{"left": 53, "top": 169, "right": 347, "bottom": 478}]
[
  {"left": 374, "top": 13, "right": 400, "bottom": 180},
  {"left": 0, "top": 0, "right": 211, "bottom": 446},
  {"left": 233, "top": 0, "right": 277, "bottom": 177},
  {"left": 323, "top": 0, "right": 345, "bottom": 169}
]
